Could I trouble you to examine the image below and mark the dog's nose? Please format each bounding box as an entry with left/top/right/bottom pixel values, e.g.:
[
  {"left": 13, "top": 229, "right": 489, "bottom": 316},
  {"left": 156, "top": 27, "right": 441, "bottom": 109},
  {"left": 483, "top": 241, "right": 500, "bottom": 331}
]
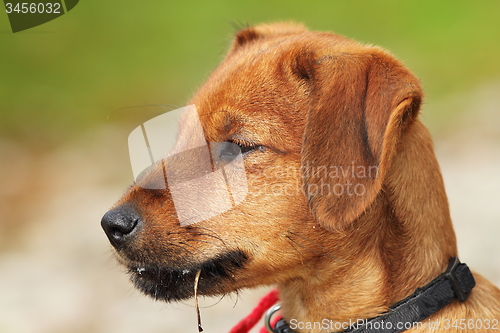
[{"left": 101, "top": 206, "right": 141, "bottom": 250}]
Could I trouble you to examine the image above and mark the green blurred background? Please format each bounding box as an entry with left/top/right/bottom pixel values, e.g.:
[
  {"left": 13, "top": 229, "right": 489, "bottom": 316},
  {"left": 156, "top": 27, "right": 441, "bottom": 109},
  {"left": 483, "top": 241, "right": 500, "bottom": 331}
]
[
  {"left": 1, "top": 1, "right": 499, "bottom": 333},
  {"left": 1, "top": 0, "right": 500, "bottom": 146}
]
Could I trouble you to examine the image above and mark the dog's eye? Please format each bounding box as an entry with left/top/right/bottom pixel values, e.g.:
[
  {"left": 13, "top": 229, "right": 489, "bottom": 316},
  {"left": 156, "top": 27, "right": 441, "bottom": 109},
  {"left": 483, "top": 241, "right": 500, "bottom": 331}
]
[
  {"left": 231, "top": 140, "right": 264, "bottom": 155},
  {"left": 218, "top": 142, "right": 243, "bottom": 161},
  {"left": 238, "top": 143, "right": 257, "bottom": 155},
  {"left": 222, "top": 140, "right": 264, "bottom": 159}
]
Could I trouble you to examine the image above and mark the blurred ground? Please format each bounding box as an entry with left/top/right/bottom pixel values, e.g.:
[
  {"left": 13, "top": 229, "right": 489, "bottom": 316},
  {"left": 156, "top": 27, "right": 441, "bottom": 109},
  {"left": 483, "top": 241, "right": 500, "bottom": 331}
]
[{"left": 0, "top": 80, "right": 499, "bottom": 333}]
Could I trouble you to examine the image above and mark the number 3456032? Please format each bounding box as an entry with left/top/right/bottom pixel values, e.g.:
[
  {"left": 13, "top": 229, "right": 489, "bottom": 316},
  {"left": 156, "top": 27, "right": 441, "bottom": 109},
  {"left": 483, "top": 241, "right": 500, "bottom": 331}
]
[{"left": 5, "top": 3, "right": 62, "bottom": 14}]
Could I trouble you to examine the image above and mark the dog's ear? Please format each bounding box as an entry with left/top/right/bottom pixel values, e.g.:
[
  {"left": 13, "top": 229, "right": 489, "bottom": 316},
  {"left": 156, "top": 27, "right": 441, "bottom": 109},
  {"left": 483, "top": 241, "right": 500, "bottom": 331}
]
[
  {"left": 229, "top": 22, "right": 307, "bottom": 53},
  {"left": 301, "top": 49, "right": 422, "bottom": 231}
]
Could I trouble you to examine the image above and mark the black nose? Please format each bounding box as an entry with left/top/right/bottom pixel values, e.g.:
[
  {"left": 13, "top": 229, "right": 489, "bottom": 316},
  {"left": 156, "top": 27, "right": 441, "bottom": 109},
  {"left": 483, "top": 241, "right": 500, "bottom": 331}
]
[{"left": 101, "top": 206, "right": 141, "bottom": 250}]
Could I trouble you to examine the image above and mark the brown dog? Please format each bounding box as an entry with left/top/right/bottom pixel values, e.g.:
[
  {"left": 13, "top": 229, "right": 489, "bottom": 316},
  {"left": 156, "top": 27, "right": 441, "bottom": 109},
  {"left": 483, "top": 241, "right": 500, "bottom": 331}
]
[{"left": 102, "top": 23, "right": 500, "bottom": 332}]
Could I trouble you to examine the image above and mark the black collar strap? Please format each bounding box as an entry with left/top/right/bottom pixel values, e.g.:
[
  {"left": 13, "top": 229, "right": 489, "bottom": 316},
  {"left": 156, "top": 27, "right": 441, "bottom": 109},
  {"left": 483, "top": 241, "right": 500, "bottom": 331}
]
[{"left": 270, "top": 257, "right": 475, "bottom": 333}]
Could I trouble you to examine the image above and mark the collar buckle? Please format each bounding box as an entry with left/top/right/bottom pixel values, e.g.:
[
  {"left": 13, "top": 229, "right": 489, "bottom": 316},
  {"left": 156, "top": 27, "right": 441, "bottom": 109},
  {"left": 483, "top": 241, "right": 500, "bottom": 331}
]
[
  {"left": 444, "top": 257, "right": 471, "bottom": 302},
  {"left": 264, "top": 304, "right": 281, "bottom": 333}
]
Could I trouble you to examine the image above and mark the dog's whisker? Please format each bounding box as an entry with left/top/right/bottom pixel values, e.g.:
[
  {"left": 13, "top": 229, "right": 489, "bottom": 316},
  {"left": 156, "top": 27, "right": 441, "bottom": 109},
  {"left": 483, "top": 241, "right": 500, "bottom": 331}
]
[
  {"left": 194, "top": 269, "right": 203, "bottom": 332},
  {"left": 187, "top": 225, "right": 226, "bottom": 238},
  {"left": 228, "top": 20, "right": 250, "bottom": 32},
  {"left": 286, "top": 237, "right": 324, "bottom": 256},
  {"left": 187, "top": 237, "right": 227, "bottom": 248},
  {"left": 181, "top": 293, "right": 226, "bottom": 309},
  {"left": 186, "top": 239, "right": 227, "bottom": 250},
  {"left": 159, "top": 241, "right": 199, "bottom": 258},
  {"left": 184, "top": 230, "right": 228, "bottom": 247},
  {"left": 186, "top": 227, "right": 227, "bottom": 244},
  {"left": 285, "top": 235, "right": 305, "bottom": 265},
  {"left": 178, "top": 241, "right": 210, "bottom": 257},
  {"left": 202, "top": 294, "right": 225, "bottom": 308},
  {"left": 232, "top": 290, "right": 240, "bottom": 308},
  {"left": 170, "top": 227, "right": 229, "bottom": 251},
  {"left": 179, "top": 213, "right": 207, "bottom": 226},
  {"left": 161, "top": 240, "right": 193, "bottom": 251}
]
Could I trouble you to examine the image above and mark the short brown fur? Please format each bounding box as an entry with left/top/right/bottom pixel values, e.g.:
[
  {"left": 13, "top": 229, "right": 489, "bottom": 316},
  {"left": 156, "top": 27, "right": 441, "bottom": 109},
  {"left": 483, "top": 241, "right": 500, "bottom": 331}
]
[{"left": 107, "top": 23, "right": 500, "bottom": 332}]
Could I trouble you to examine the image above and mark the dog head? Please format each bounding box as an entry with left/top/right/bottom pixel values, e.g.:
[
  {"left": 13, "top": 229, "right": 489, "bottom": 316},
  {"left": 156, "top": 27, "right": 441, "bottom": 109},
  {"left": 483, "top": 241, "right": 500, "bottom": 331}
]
[{"left": 101, "top": 22, "right": 422, "bottom": 302}]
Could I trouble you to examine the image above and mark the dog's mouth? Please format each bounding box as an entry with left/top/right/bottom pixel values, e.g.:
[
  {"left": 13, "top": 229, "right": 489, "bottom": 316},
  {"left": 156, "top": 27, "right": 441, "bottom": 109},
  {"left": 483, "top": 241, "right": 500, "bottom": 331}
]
[{"left": 127, "top": 250, "right": 248, "bottom": 302}]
